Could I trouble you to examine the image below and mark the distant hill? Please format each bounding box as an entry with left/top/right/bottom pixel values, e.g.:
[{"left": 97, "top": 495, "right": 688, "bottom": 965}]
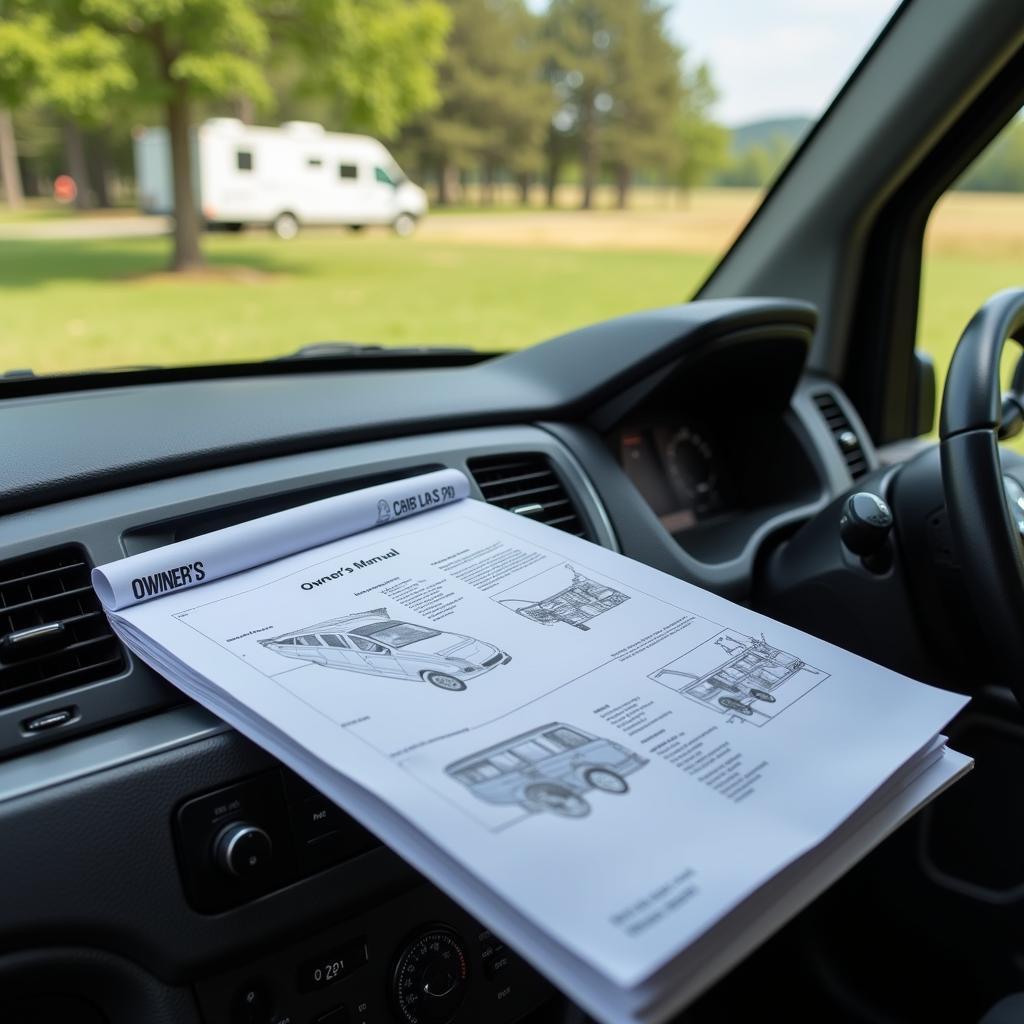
[{"left": 729, "top": 117, "right": 813, "bottom": 154}]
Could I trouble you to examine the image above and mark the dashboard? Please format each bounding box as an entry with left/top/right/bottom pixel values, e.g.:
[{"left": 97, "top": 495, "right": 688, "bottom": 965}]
[
  {"left": 0, "top": 299, "right": 878, "bottom": 1024},
  {"left": 617, "top": 420, "right": 729, "bottom": 534}
]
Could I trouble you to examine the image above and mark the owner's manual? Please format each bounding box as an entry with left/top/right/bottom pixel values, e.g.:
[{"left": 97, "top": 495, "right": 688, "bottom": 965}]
[{"left": 94, "top": 468, "right": 970, "bottom": 1024}]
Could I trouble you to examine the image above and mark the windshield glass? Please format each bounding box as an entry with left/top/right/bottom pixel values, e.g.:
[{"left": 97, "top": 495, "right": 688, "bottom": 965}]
[
  {"left": 0, "top": 0, "right": 898, "bottom": 375},
  {"left": 350, "top": 621, "right": 442, "bottom": 648}
]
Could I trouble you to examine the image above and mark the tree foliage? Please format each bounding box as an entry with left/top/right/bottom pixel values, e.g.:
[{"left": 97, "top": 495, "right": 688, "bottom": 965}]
[{"left": 399, "top": 0, "right": 550, "bottom": 203}]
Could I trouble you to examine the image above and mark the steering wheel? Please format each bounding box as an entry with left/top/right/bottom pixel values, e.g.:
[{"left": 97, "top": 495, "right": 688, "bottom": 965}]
[{"left": 939, "top": 287, "right": 1024, "bottom": 697}]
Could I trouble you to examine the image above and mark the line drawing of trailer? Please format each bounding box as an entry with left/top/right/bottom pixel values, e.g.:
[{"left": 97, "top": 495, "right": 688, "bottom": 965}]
[
  {"left": 495, "top": 563, "right": 630, "bottom": 630},
  {"left": 649, "top": 629, "right": 826, "bottom": 726},
  {"left": 445, "top": 722, "right": 648, "bottom": 820}
]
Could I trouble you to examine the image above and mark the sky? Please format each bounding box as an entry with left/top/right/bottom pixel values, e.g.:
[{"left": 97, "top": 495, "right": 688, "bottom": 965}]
[{"left": 667, "top": 0, "right": 901, "bottom": 125}]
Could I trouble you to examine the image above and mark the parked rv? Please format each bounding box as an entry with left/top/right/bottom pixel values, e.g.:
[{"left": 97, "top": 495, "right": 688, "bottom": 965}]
[
  {"left": 133, "top": 119, "right": 428, "bottom": 238},
  {"left": 259, "top": 609, "right": 509, "bottom": 691},
  {"left": 446, "top": 722, "right": 647, "bottom": 818}
]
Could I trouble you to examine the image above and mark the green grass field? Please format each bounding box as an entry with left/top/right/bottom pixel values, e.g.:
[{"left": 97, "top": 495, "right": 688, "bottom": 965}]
[
  {"left": 0, "top": 233, "right": 717, "bottom": 372},
  {"left": 0, "top": 191, "right": 1021, "bottom": 436}
]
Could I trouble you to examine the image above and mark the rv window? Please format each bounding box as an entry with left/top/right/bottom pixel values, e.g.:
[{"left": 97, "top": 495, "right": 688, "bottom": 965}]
[
  {"left": 321, "top": 634, "right": 348, "bottom": 648},
  {"left": 338, "top": 164, "right": 358, "bottom": 181},
  {"left": 236, "top": 150, "right": 254, "bottom": 172},
  {"left": 491, "top": 751, "right": 524, "bottom": 773},
  {"left": 296, "top": 635, "right": 321, "bottom": 646},
  {"left": 460, "top": 762, "right": 500, "bottom": 784},
  {"left": 307, "top": 157, "right": 323, "bottom": 169},
  {"left": 548, "top": 727, "right": 588, "bottom": 750},
  {"left": 512, "top": 738, "right": 559, "bottom": 763},
  {"left": 374, "top": 166, "right": 397, "bottom": 187}
]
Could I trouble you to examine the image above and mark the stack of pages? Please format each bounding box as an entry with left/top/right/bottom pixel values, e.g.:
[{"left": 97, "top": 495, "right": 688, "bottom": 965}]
[{"left": 94, "top": 468, "right": 970, "bottom": 1024}]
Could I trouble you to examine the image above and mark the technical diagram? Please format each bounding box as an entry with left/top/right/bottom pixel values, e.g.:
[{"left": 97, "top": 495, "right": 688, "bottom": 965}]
[
  {"left": 650, "top": 629, "right": 827, "bottom": 726},
  {"left": 260, "top": 608, "right": 510, "bottom": 691},
  {"left": 445, "top": 722, "right": 647, "bottom": 819},
  {"left": 494, "top": 563, "right": 629, "bottom": 630}
]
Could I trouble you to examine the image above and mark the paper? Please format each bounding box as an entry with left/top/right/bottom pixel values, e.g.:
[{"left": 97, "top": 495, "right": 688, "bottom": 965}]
[{"left": 97, "top": 470, "right": 969, "bottom": 1021}]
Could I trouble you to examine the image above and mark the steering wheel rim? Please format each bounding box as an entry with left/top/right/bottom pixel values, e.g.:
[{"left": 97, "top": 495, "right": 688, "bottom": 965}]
[{"left": 939, "top": 287, "right": 1024, "bottom": 695}]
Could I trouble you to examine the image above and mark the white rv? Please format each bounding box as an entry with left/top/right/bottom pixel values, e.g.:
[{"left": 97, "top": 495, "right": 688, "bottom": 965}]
[{"left": 133, "top": 118, "right": 428, "bottom": 238}]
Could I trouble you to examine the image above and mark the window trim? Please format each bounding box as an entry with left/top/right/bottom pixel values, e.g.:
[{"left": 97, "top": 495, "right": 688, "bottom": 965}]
[{"left": 844, "top": 50, "right": 1024, "bottom": 442}]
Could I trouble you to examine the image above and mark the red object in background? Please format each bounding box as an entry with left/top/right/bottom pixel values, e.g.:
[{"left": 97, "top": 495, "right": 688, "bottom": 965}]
[{"left": 54, "top": 175, "right": 78, "bottom": 204}]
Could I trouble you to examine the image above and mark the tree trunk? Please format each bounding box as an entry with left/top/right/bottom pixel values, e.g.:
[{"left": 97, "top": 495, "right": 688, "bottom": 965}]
[
  {"left": 166, "top": 81, "right": 203, "bottom": 270},
  {"left": 481, "top": 164, "right": 495, "bottom": 206},
  {"left": 437, "top": 160, "right": 459, "bottom": 206},
  {"left": 545, "top": 129, "right": 560, "bottom": 208},
  {"left": 87, "top": 131, "right": 113, "bottom": 208},
  {"left": 62, "top": 119, "right": 95, "bottom": 210},
  {"left": 233, "top": 96, "right": 255, "bottom": 124},
  {"left": 615, "top": 164, "right": 631, "bottom": 210},
  {"left": 517, "top": 172, "right": 530, "bottom": 206},
  {"left": 580, "top": 102, "right": 597, "bottom": 210},
  {"left": 0, "top": 108, "right": 23, "bottom": 209}
]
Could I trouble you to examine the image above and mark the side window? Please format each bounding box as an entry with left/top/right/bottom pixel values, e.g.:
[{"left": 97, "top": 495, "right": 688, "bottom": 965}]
[
  {"left": 297, "top": 634, "right": 321, "bottom": 646},
  {"left": 547, "top": 727, "right": 588, "bottom": 750},
  {"left": 350, "top": 636, "right": 387, "bottom": 654},
  {"left": 918, "top": 109, "right": 1024, "bottom": 442},
  {"left": 236, "top": 150, "right": 254, "bottom": 172},
  {"left": 307, "top": 157, "right": 323, "bottom": 169},
  {"left": 374, "top": 166, "right": 396, "bottom": 186},
  {"left": 277, "top": 638, "right": 295, "bottom": 646},
  {"left": 321, "top": 634, "right": 348, "bottom": 648},
  {"left": 338, "top": 164, "right": 358, "bottom": 181}
]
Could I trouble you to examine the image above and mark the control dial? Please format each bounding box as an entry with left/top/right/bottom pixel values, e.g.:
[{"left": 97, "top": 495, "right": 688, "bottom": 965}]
[
  {"left": 213, "top": 821, "right": 273, "bottom": 879},
  {"left": 392, "top": 926, "right": 469, "bottom": 1024}
]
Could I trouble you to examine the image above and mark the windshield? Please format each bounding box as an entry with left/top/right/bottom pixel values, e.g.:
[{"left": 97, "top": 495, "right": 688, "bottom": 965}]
[
  {"left": 350, "top": 621, "right": 443, "bottom": 649},
  {"left": 0, "top": 0, "right": 898, "bottom": 376}
]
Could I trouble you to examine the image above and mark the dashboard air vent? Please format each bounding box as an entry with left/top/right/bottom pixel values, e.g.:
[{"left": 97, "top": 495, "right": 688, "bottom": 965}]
[
  {"left": 467, "top": 454, "right": 591, "bottom": 539},
  {"left": 813, "top": 391, "right": 869, "bottom": 479},
  {"left": 0, "top": 545, "right": 126, "bottom": 710}
]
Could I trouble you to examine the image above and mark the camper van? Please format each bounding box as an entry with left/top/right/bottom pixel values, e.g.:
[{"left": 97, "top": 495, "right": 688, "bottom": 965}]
[
  {"left": 259, "top": 609, "right": 509, "bottom": 691},
  {"left": 133, "top": 119, "right": 428, "bottom": 238},
  {"left": 446, "top": 723, "right": 648, "bottom": 818}
]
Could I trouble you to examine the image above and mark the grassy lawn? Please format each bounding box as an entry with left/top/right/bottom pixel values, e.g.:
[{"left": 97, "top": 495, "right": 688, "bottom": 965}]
[
  {"left": 0, "top": 190, "right": 1020, "bottom": 438},
  {"left": 0, "top": 233, "right": 717, "bottom": 372}
]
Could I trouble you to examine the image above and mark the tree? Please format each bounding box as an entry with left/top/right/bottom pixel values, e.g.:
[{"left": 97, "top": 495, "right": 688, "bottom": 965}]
[
  {"left": 715, "top": 134, "right": 793, "bottom": 188},
  {"left": 399, "top": 0, "right": 549, "bottom": 206},
  {"left": 57, "top": 0, "right": 448, "bottom": 270},
  {"left": 36, "top": 23, "right": 135, "bottom": 208},
  {"left": 0, "top": 11, "right": 49, "bottom": 207},
  {"left": 543, "top": 0, "right": 687, "bottom": 210},
  {"left": 673, "top": 63, "right": 728, "bottom": 197}
]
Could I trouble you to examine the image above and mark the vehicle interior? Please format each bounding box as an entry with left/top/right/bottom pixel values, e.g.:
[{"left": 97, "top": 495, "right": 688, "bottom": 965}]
[{"left": 2, "top": 1, "right": 1024, "bottom": 1022}]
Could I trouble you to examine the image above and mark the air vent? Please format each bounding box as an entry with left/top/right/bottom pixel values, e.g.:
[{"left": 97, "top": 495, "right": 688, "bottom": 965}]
[
  {"left": 0, "top": 545, "right": 126, "bottom": 710},
  {"left": 813, "top": 391, "right": 869, "bottom": 479},
  {"left": 467, "top": 454, "right": 591, "bottom": 539}
]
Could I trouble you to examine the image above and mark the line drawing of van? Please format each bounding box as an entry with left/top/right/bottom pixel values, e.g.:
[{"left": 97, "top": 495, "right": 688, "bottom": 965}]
[
  {"left": 259, "top": 608, "right": 510, "bottom": 691},
  {"left": 651, "top": 630, "right": 821, "bottom": 725},
  {"left": 445, "top": 722, "right": 647, "bottom": 819},
  {"left": 498, "top": 565, "right": 629, "bottom": 631}
]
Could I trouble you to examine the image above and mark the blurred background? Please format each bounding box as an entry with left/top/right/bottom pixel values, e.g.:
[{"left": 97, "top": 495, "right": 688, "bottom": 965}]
[{"left": 0, "top": 0, "right": 1021, "bottom": 410}]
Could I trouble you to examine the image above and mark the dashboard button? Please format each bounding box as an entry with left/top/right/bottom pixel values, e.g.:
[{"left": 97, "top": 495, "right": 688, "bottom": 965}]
[
  {"left": 301, "top": 795, "right": 342, "bottom": 841},
  {"left": 215, "top": 822, "right": 274, "bottom": 878}
]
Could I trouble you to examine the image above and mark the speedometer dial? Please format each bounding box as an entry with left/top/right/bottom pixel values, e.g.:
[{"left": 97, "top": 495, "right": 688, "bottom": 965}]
[{"left": 664, "top": 426, "right": 721, "bottom": 519}]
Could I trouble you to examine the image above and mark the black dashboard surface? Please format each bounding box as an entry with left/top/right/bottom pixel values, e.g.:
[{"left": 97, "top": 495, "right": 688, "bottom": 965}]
[{"left": 0, "top": 299, "right": 814, "bottom": 516}]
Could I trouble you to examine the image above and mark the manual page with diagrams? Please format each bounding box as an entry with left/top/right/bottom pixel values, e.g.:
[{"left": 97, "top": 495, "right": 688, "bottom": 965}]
[{"left": 94, "top": 469, "right": 971, "bottom": 1024}]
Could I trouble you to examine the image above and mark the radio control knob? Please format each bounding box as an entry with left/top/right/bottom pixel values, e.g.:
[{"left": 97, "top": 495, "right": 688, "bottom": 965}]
[{"left": 214, "top": 822, "right": 273, "bottom": 878}]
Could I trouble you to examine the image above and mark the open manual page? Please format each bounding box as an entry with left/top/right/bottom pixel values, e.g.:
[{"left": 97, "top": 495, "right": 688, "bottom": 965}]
[{"left": 93, "top": 468, "right": 971, "bottom": 1024}]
